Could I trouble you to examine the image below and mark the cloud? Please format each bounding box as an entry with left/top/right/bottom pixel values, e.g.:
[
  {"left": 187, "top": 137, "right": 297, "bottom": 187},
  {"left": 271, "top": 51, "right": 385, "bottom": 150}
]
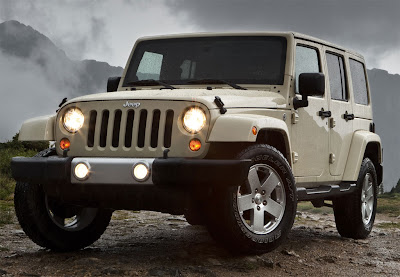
[
  {"left": 0, "top": 50, "right": 64, "bottom": 141},
  {"left": 0, "top": 0, "right": 195, "bottom": 67},
  {"left": 166, "top": 0, "right": 400, "bottom": 70}
]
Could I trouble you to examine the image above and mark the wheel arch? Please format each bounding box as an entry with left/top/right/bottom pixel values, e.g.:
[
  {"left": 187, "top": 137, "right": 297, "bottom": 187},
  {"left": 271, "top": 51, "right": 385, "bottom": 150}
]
[
  {"left": 342, "top": 130, "right": 382, "bottom": 184},
  {"left": 207, "top": 114, "right": 292, "bottom": 165}
]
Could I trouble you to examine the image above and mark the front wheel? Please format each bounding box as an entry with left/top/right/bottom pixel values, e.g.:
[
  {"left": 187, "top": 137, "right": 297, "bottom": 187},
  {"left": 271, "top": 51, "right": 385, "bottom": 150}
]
[
  {"left": 14, "top": 181, "right": 113, "bottom": 251},
  {"left": 206, "top": 144, "right": 297, "bottom": 254},
  {"left": 333, "top": 158, "right": 378, "bottom": 239}
]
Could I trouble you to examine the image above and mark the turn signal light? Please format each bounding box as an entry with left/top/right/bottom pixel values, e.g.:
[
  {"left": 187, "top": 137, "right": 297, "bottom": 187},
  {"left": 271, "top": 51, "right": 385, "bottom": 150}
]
[
  {"left": 189, "top": 139, "right": 202, "bottom": 151},
  {"left": 60, "top": 138, "right": 71, "bottom": 150},
  {"left": 252, "top": 126, "right": 258, "bottom": 135}
]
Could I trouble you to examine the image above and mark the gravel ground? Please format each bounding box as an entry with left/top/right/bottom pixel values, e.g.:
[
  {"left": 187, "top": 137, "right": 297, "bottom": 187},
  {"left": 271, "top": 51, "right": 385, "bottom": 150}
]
[{"left": 0, "top": 210, "right": 399, "bottom": 276}]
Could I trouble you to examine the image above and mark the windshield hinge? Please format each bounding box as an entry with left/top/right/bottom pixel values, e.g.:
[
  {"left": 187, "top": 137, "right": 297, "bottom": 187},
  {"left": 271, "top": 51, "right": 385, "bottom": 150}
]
[{"left": 214, "top": 96, "right": 227, "bottom": 114}]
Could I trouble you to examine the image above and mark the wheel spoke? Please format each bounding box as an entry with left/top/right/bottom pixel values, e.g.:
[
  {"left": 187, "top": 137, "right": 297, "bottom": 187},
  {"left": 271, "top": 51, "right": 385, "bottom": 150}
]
[
  {"left": 237, "top": 194, "right": 255, "bottom": 212},
  {"left": 366, "top": 184, "right": 373, "bottom": 200},
  {"left": 264, "top": 198, "right": 283, "bottom": 219},
  {"left": 361, "top": 202, "right": 366, "bottom": 219},
  {"left": 248, "top": 167, "right": 261, "bottom": 190},
  {"left": 261, "top": 172, "right": 280, "bottom": 196},
  {"left": 365, "top": 202, "right": 372, "bottom": 218},
  {"left": 252, "top": 209, "right": 265, "bottom": 232}
]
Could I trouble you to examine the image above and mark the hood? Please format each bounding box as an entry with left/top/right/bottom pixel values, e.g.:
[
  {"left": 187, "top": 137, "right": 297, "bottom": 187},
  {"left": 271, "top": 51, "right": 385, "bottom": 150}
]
[{"left": 64, "top": 88, "right": 288, "bottom": 110}]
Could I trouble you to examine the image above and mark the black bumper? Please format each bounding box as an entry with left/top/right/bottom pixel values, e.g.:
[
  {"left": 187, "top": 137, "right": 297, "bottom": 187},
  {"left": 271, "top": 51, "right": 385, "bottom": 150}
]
[{"left": 11, "top": 156, "right": 251, "bottom": 188}]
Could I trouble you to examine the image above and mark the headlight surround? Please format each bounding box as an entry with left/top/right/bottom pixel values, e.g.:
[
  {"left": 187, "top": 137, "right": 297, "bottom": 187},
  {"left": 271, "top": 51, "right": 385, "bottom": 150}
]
[
  {"left": 183, "top": 107, "right": 206, "bottom": 134},
  {"left": 63, "top": 107, "right": 84, "bottom": 133}
]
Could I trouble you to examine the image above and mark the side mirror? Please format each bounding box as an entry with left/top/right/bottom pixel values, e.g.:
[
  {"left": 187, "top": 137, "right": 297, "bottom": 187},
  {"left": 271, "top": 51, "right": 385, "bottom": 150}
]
[
  {"left": 107, "top": 76, "right": 121, "bottom": 92},
  {"left": 293, "top": 73, "right": 325, "bottom": 109}
]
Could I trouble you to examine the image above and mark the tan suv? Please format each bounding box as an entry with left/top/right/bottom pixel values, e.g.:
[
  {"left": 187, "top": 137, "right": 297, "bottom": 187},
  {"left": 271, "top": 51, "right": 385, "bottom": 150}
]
[{"left": 12, "top": 32, "right": 382, "bottom": 254}]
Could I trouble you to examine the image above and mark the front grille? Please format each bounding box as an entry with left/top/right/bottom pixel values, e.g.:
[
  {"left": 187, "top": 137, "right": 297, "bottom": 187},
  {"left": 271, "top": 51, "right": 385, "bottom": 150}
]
[{"left": 87, "top": 108, "right": 174, "bottom": 149}]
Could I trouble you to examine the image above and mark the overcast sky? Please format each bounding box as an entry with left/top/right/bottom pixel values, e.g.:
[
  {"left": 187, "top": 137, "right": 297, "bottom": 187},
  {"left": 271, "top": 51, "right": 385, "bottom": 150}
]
[{"left": 0, "top": 0, "right": 399, "bottom": 74}]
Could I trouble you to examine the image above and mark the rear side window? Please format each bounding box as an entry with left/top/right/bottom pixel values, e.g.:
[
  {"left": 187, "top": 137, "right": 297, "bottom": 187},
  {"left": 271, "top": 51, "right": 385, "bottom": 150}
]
[
  {"left": 350, "top": 59, "right": 369, "bottom": 105},
  {"left": 295, "top": 46, "right": 320, "bottom": 93},
  {"left": 326, "top": 53, "right": 347, "bottom": 101}
]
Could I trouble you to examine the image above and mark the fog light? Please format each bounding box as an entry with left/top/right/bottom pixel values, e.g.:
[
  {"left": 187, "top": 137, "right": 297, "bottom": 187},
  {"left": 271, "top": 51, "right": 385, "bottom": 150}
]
[
  {"left": 189, "top": 139, "right": 201, "bottom": 151},
  {"left": 74, "top": 163, "right": 90, "bottom": 180},
  {"left": 133, "top": 163, "right": 150, "bottom": 181},
  {"left": 60, "top": 138, "right": 71, "bottom": 150}
]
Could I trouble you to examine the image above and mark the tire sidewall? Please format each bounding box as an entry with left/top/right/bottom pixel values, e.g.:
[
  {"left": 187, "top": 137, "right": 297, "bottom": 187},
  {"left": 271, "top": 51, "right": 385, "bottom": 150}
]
[
  {"left": 356, "top": 158, "right": 378, "bottom": 233},
  {"left": 215, "top": 145, "right": 297, "bottom": 253}
]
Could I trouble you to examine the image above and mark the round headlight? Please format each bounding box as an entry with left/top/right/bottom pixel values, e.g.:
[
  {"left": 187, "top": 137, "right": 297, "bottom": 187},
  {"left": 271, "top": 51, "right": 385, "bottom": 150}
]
[
  {"left": 183, "top": 107, "right": 206, "bottom": 133},
  {"left": 63, "top": 108, "right": 84, "bottom": 133}
]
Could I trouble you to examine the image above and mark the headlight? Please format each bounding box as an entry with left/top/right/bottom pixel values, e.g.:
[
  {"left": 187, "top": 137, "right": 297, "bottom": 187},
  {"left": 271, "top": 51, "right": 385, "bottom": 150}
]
[
  {"left": 63, "top": 107, "right": 84, "bottom": 133},
  {"left": 183, "top": 107, "right": 206, "bottom": 133}
]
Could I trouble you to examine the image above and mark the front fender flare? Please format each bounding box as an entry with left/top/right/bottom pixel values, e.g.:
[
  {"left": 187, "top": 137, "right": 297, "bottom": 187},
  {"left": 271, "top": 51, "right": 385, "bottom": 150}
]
[
  {"left": 208, "top": 114, "right": 289, "bottom": 143},
  {"left": 19, "top": 115, "right": 56, "bottom": 141},
  {"left": 343, "top": 130, "right": 382, "bottom": 182}
]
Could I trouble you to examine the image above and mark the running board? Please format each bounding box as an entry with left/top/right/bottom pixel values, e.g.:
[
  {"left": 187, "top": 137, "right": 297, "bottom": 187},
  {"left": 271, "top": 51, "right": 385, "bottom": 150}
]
[{"left": 297, "top": 182, "right": 357, "bottom": 201}]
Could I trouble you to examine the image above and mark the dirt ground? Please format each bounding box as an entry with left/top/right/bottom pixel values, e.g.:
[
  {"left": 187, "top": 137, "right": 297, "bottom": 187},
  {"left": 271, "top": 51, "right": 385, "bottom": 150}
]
[{"left": 0, "top": 209, "right": 399, "bottom": 277}]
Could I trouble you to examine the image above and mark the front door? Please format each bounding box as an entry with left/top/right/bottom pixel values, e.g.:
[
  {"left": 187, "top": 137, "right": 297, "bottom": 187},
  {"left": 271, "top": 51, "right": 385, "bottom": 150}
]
[{"left": 291, "top": 42, "right": 330, "bottom": 179}]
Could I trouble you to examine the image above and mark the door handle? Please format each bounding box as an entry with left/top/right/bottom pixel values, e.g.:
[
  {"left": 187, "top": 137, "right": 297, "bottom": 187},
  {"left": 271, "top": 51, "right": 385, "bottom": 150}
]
[
  {"left": 343, "top": 111, "right": 355, "bottom": 121},
  {"left": 318, "top": 109, "right": 331, "bottom": 118}
]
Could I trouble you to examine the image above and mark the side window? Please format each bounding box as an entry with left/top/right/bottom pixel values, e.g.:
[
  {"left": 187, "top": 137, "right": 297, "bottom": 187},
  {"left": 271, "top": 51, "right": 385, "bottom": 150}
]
[
  {"left": 326, "top": 53, "right": 347, "bottom": 101},
  {"left": 180, "top": 60, "right": 197, "bottom": 79},
  {"left": 350, "top": 59, "right": 369, "bottom": 105},
  {"left": 295, "top": 45, "right": 320, "bottom": 93},
  {"left": 136, "top": 51, "right": 163, "bottom": 80}
]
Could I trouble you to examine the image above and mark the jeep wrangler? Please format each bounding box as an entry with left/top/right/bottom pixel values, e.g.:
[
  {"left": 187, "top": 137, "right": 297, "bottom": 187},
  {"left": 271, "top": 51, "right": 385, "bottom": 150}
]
[{"left": 12, "top": 32, "right": 382, "bottom": 254}]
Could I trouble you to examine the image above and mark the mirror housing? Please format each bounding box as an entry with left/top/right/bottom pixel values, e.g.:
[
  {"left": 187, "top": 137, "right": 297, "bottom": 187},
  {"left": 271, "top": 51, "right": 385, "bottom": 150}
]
[
  {"left": 293, "top": 73, "right": 325, "bottom": 109},
  {"left": 107, "top": 76, "right": 121, "bottom": 92}
]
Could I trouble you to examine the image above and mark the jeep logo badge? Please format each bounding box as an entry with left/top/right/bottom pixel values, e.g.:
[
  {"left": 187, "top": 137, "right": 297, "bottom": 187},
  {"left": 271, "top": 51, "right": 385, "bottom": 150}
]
[{"left": 123, "top": 101, "right": 140, "bottom": 108}]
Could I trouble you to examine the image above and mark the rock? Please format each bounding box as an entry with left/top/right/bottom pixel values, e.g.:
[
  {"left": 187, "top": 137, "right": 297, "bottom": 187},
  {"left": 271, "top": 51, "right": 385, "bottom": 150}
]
[
  {"left": 206, "top": 258, "right": 222, "bottom": 266},
  {"left": 101, "top": 267, "right": 125, "bottom": 275},
  {"left": 187, "top": 266, "right": 216, "bottom": 277},
  {"left": 148, "top": 267, "right": 180, "bottom": 276},
  {"left": 257, "top": 256, "right": 274, "bottom": 268},
  {"left": 282, "top": 249, "right": 300, "bottom": 258},
  {"left": 355, "top": 239, "right": 369, "bottom": 245},
  {"left": 316, "top": 255, "right": 338, "bottom": 264},
  {"left": 0, "top": 269, "right": 7, "bottom": 275}
]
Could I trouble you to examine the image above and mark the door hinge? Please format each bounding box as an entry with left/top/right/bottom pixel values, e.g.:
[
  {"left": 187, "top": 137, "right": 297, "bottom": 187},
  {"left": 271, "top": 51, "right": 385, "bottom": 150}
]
[
  {"left": 292, "top": 152, "right": 299, "bottom": 163},
  {"left": 291, "top": 112, "right": 299, "bottom": 124},
  {"left": 329, "top": 118, "right": 336, "bottom": 128},
  {"left": 329, "top": 153, "right": 335, "bottom": 164}
]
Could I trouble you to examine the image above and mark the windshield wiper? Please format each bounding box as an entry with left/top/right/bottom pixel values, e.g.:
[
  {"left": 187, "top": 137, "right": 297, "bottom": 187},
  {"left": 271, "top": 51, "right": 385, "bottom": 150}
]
[
  {"left": 187, "top": 79, "right": 247, "bottom": 90},
  {"left": 126, "top": 79, "right": 176, "bottom": 90}
]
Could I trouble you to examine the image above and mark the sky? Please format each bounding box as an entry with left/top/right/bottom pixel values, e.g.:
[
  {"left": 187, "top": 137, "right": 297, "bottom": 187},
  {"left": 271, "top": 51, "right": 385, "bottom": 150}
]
[{"left": 0, "top": 0, "right": 399, "bottom": 74}]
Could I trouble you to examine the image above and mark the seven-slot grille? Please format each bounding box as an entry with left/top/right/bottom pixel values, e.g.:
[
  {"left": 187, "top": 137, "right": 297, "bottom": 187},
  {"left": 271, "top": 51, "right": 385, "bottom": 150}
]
[{"left": 86, "top": 109, "right": 174, "bottom": 149}]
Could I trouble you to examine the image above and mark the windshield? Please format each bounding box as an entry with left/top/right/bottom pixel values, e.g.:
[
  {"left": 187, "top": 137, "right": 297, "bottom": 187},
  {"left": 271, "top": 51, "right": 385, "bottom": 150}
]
[{"left": 123, "top": 36, "right": 287, "bottom": 87}]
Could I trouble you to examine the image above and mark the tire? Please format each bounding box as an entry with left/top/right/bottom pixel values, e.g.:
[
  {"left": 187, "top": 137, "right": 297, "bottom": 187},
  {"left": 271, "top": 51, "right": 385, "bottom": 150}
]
[
  {"left": 14, "top": 148, "right": 113, "bottom": 251},
  {"left": 333, "top": 158, "right": 378, "bottom": 239},
  {"left": 206, "top": 144, "right": 297, "bottom": 254}
]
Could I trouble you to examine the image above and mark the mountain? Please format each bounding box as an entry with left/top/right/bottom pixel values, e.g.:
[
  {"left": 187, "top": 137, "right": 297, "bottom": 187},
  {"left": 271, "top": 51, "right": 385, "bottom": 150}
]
[
  {"left": 367, "top": 68, "right": 400, "bottom": 191},
  {"left": 0, "top": 20, "right": 123, "bottom": 97}
]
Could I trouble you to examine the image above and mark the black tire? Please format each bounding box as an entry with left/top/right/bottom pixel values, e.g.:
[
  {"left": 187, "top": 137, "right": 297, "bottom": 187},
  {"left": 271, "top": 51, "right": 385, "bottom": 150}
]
[
  {"left": 333, "top": 158, "right": 378, "bottom": 239},
  {"left": 206, "top": 144, "right": 297, "bottom": 254},
  {"left": 14, "top": 148, "right": 113, "bottom": 251}
]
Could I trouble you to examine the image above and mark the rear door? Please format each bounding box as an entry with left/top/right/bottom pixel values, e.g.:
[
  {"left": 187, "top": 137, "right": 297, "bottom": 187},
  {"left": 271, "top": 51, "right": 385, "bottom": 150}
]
[{"left": 324, "top": 49, "right": 354, "bottom": 176}]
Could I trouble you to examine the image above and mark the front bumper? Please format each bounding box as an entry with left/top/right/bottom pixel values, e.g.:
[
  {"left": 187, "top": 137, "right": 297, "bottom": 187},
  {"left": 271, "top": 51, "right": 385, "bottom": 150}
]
[{"left": 11, "top": 156, "right": 251, "bottom": 188}]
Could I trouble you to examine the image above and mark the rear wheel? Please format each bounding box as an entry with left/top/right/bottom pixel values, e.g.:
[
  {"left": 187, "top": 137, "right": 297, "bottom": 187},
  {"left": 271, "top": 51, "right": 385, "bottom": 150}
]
[
  {"left": 333, "top": 158, "right": 378, "bottom": 239},
  {"left": 206, "top": 144, "right": 297, "bottom": 254}
]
